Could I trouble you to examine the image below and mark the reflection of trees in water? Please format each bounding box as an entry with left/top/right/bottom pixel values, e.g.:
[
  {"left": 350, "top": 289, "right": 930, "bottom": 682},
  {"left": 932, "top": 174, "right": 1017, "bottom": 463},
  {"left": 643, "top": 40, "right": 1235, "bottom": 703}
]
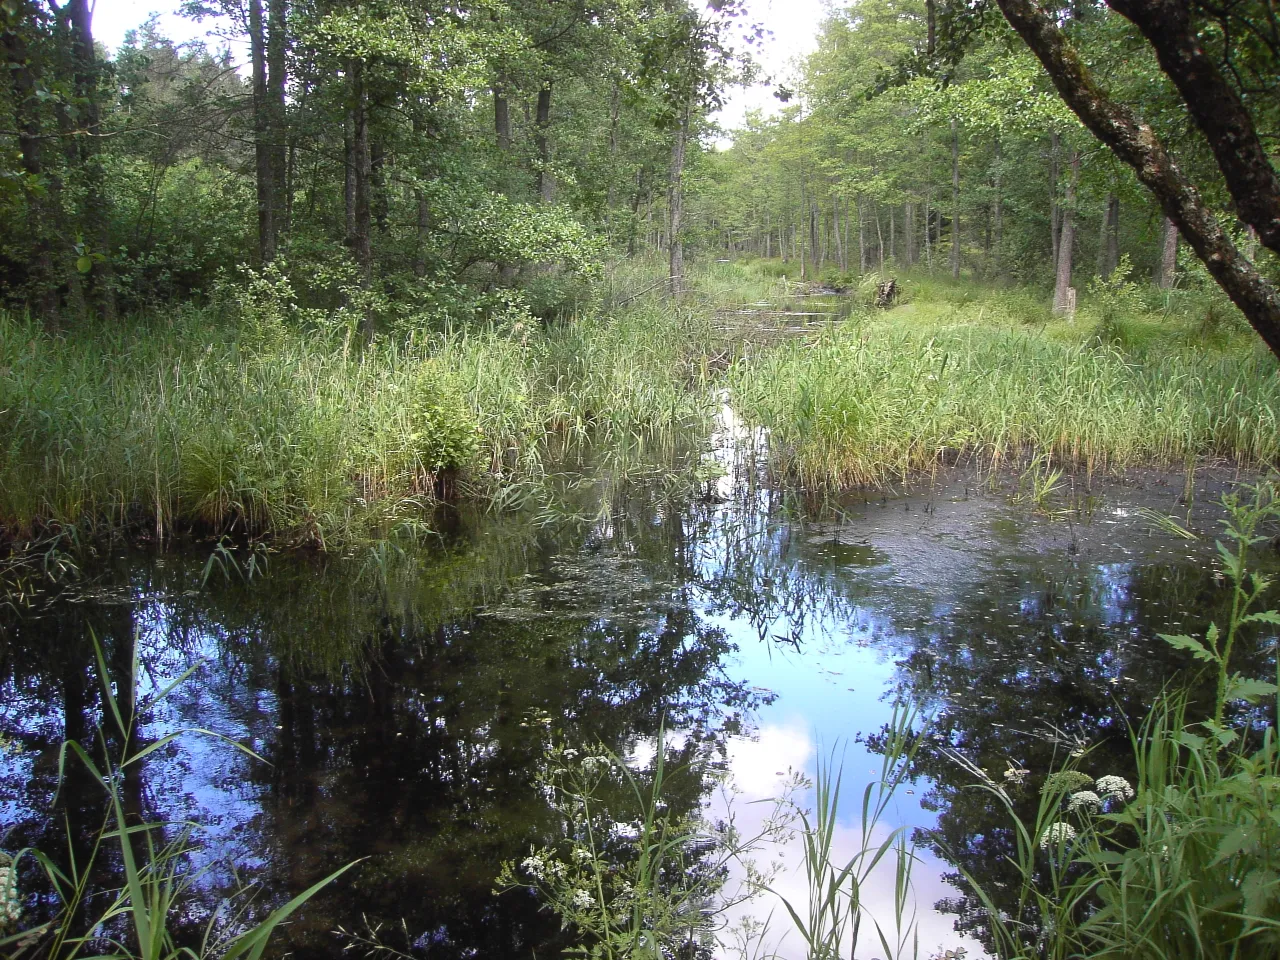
[{"left": 0, "top": 501, "right": 766, "bottom": 959}]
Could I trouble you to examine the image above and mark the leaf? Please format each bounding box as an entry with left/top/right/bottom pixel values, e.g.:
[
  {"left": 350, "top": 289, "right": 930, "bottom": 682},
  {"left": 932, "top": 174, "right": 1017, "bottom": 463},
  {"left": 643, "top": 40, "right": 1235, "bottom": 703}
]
[
  {"left": 222, "top": 860, "right": 363, "bottom": 960},
  {"left": 1241, "top": 610, "right": 1280, "bottom": 625},
  {"left": 76, "top": 255, "right": 93, "bottom": 274},
  {"left": 1213, "top": 825, "right": 1256, "bottom": 864},
  {"left": 1159, "top": 633, "right": 1215, "bottom": 662},
  {"left": 1224, "top": 676, "right": 1278, "bottom": 703}
]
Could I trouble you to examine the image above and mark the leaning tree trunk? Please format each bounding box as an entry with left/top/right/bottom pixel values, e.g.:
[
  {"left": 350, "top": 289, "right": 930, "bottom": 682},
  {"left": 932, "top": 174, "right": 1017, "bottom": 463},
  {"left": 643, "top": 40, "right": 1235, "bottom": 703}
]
[
  {"left": 992, "top": 0, "right": 1280, "bottom": 358},
  {"left": 1053, "top": 148, "right": 1080, "bottom": 316}
]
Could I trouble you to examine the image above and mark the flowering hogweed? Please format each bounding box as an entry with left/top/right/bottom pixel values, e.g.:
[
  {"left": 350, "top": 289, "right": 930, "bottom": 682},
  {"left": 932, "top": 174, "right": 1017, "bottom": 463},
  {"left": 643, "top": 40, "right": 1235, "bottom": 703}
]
[
  {"left": 1067, "top": 790, "right": 1102, "bottom": 814},
  {"left": 0, "top": 859, "right": 19, "bottom": 930},
  {"left": 1039, "top": 822, "right": 1077, "bottom": 849},
  {"left": 1095, "top": 775, "right": 1134, "bottom": 802}
]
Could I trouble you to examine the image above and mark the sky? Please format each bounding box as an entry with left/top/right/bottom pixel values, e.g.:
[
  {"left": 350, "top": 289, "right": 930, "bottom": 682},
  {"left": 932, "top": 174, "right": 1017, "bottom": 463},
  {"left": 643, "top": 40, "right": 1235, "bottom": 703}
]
[{"left": 90, "top": 0, "right": 828, "bottom": 139}]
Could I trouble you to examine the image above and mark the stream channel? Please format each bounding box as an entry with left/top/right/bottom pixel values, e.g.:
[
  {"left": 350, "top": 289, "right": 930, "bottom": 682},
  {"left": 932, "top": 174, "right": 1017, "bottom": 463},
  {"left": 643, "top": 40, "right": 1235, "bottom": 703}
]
[{"left": 1, "top": 446, "right": 1273, "bottom": 958}]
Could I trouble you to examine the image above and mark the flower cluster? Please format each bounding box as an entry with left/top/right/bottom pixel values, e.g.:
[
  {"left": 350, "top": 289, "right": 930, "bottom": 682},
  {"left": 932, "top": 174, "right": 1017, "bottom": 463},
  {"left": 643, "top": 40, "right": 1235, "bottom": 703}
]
[
  {"left": 1039, "top": 822, "right": 1077, "bottom": 849},
  {"left": 1067, "top": 790, "right": 1102, "bottom": 814},
  {"left": 1095, "top": 775, "right": 1134, "bottom": 802},
  {"left": 569, "top": 889, "right": 595, "bottom": 910},
  {"left": 0, "top": 859, "right": 19, "bottom": 930}
]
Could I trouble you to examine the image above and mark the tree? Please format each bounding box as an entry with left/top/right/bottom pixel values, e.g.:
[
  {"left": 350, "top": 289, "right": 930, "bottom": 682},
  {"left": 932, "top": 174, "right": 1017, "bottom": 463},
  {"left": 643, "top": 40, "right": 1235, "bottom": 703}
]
[{"left": 989, "top": 0, "right": 1280, "bottom": 357}]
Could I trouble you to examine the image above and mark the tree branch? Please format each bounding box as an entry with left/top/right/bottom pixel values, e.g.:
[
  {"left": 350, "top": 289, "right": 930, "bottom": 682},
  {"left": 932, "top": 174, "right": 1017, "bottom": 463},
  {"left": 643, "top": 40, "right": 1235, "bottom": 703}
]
[
  {"left": 992, "top": 0, "right": 1280, "bottom": 360},
  {"left": 1105, "top": 0, "right": 1280, "bottom": 255}
]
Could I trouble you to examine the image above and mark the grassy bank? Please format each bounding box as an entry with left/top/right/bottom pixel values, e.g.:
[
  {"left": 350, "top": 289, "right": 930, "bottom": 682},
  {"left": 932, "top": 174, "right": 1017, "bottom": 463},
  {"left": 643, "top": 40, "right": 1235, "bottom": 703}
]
[
  {"left": 3, "top": 258, "right": 1278, "bottom": 548},
  {"left": 731, "top": 264, "right": 1280, "bottom": 487},
  {"left": 0, "top": 291, "right": 719, "bottom": 546}
]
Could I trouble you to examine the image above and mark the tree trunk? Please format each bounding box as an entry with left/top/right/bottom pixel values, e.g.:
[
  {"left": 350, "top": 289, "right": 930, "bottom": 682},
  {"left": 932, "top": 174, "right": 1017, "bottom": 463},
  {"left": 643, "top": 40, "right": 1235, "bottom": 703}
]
[
  {"left": 858, "top": 198, "right": 867, "bottom": 274},
  {"left": 1156, "top": 216, "right": 1178, "bottom": 288},
  {"left": 67, "top": 0, "right": 116, "bottom": 318},
  {"left": 992, "top": 139, "right": 1004, "bottom": 276},
  {"left": 994, "top": 0, "right": 1280, "bottom": 356},
  {"left": 905, "top": 202, "right": 915, "bottom": 265},
  {"left": 348, "top": 60, "right": 372, "bottom": 334},
  {"left": 951, "top": 118, "right": 961, "bottom": 280},
  {"left": 267, "top": 0, "right": 289, "bottom": 239},
  {"left": 876, "top": 204, "right": 885, "bottom": 268},
  {"left": 668, "top": 107, "right": 688, "bottom": 295},
  {"left": 370, "top": 140, "right": 388, "bottom": 233},
  {"left": 494, "top": 82, "right": 511, "bottom": 151},
  {"left": 924, "top": 187, "right": 932, "bottom": 270},
  {"left": 535, "top": 83, "right": 554, "bottom": 203},
  {"left": 249, "top": 0, "right": 275, "bottom": 263},
  {"left": 1097, "top": 193, "right": 1120, "bottom": 277},
  {"left": 1049, "top": 131, "right": 1060, "bottom": 271},
  {"left": 2, "top": 16, "right": 58, "bottom": 323},
  {"left": 1053, "top": 148, "right": 1080, "bottom": 315}
]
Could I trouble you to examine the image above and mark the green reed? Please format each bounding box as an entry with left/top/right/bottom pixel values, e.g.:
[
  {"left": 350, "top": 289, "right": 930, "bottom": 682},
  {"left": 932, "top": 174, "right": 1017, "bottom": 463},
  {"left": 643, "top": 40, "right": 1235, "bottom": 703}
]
[{"left": 731, "top": 320, "right": 1280, "bottom": 488}]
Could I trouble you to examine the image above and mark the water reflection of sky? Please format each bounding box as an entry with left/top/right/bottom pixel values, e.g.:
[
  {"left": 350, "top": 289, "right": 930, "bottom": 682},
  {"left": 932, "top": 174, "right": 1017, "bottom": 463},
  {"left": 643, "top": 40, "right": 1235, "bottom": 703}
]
[{"left": 708, "top": 595, "right": 989, "bottom": 958}]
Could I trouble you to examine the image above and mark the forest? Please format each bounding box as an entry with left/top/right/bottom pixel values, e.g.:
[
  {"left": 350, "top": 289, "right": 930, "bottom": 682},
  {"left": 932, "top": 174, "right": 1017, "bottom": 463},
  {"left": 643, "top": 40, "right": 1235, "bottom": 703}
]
[{"left": 3, "top": 0, "right": 1280, "bottom": 958}]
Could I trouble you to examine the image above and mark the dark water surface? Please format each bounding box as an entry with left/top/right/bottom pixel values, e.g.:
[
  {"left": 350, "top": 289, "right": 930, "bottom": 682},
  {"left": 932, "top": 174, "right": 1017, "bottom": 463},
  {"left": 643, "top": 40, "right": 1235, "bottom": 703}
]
[{"left": 2, "top": 470, "right": 1272, "bottom": 958}]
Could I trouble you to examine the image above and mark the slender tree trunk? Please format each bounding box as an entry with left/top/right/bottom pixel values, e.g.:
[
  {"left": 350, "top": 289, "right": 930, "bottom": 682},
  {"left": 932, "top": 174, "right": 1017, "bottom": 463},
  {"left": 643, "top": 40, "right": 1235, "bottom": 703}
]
[
  {"left": 889, "top": 205, "right": 896, "bottom": 264},
  {"left": 3, "top": 18, "right": 58, "bottom": 323},
  {"left": 876, "top": 204, "right": 885, "bottom": 267},
  {"left": 1050, "top": 131, "right": 1061, "bottom": 271},
  {"left": 606, "top": 80, "right": 620, "bottom": 226},
  {"left": 67, "top": 0, "right": 116, "bottom": 318},
  {"left": 1053, "top": 148, "right": 1080, "bottom": 315},
  {"left": 349, "top": 59, "right": 372, "bottom": 335},
  {"left": 535, "top": 83, "right": 554, "bottom": 203},
  {"left": 668, "top": 106, "right": 688, "bottom": 294},
  {"left": 267, "top": 0, "right": 289, "bottom": 239},
  {"left": 249, "top": 0, "right": 275, "bottom": 263},
  {"left": 1097, "top": 193, "right": 1120, "bottom": 277},
  {"left": 1156, "top": 216, "right": 1178, "bottom": 288},
  {"left": 905, "top": 201, "right": 915, "bottom": 266},
  {"left": 343, "top": 110, "right": 356, "bottom": 243},
  {"left": 370, "top": 140, "right": 388, "bottom": 233},
  {"left": 494, "top": 81, "right": 511, "bottom": 151},
  {"left": 924, "top": 187, "right": 932, "bottom": 270},
  {"left": 833, "top": 202, "right": 843, "bottom": 271},
  {"left": 992, "top": 139, "right": 1003, "bottom": 276},
  {"left": 951, "top": 118, "right": 961, "bottom": 279},
  {"left": 858, "top": 197, "right": 867, "bottom": 274}
]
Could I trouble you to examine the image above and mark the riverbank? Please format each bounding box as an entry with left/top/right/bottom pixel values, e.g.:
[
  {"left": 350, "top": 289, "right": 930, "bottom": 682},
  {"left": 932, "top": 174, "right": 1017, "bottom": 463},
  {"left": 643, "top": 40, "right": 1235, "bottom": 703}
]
[{"left": 2, "top": 260, "right": 1276, "bottom": 550}]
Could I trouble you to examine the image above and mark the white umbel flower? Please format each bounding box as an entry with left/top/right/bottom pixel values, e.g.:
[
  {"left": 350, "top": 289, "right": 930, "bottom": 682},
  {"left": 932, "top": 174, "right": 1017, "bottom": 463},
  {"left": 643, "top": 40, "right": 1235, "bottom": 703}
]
[
  {"left": 1039, "top": 822, "right": 1077, "bottom": 849},
  {"left": 570, "top": 889, "right": 596, "bottom": 909},
  {"left": 521, "top": 855, "right": 546, "bottom": 879},
  {"left": 1096, "top": 775, "right": 1135, "bottom": 802},
  {"left": 0, "top": 861, "right": 19, "bottom": 928},
  {"left": 1067, "top": 790, "right": 1102, "bottom": 813}
]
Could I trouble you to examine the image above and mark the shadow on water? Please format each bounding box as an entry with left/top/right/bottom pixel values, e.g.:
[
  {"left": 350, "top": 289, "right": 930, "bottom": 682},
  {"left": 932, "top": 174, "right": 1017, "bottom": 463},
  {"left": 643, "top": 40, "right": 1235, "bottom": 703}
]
[{"left": 1, "top": 469, "right": 1276, "bottom": 957}]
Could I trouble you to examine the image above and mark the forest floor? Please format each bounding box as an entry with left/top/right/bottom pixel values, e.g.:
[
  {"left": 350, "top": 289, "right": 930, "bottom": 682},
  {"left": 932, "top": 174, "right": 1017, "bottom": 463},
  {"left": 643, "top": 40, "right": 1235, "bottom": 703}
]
[{"left": 1, "top": 257, "right": 1276, "bottom": 552}]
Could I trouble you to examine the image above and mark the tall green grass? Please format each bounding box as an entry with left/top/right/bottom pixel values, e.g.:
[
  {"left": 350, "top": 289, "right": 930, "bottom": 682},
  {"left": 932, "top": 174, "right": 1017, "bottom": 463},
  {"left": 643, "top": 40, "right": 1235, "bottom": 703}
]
[
  {"left": 731, "top": 321, "right": 1280, "bottom": 488},
  {"left": 0, "top": 297, "right": 718, "bottom": 546}
]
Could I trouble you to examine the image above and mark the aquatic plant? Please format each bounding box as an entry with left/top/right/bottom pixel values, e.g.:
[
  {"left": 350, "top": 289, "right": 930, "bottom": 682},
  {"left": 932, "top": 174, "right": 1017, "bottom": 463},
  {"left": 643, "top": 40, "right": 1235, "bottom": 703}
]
[{"left": 495, "top": 730, "right": 796, "bottom": 960}]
